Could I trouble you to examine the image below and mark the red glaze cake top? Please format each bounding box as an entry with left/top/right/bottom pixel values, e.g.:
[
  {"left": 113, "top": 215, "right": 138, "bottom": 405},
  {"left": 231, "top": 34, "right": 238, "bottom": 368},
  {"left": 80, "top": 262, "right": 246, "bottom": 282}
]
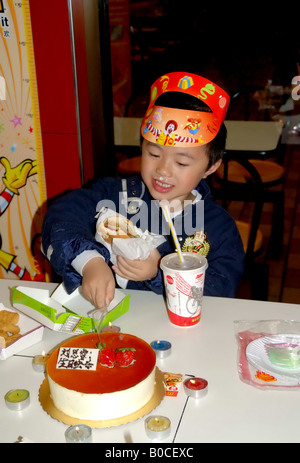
[{"left": 47, "top": 333, "right": 156, "bottom": 394}]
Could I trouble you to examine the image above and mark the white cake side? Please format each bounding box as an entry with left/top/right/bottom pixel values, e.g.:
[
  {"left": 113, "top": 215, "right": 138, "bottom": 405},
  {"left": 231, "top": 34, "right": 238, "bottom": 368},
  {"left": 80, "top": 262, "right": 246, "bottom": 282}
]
[{"left": 48, "top": 366, "right": 156, "bottom": 421}]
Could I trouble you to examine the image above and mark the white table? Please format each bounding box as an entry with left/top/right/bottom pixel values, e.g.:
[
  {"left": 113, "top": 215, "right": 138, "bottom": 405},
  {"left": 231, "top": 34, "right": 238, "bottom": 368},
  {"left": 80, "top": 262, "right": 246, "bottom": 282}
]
[
  {"left": 1, "top": 279, "right": 300, "bottom": 443},
  {"left": 224, "top": 120, "right": 283, "bottom": 158},
  {"left": 114, "top": 117, "right": 283, "bottom": 156}
]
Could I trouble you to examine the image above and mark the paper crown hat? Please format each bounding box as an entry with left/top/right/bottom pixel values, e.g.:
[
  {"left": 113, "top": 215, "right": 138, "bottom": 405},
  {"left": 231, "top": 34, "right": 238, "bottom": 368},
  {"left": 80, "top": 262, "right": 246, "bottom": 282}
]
[{"left": 141, "top": 72, "right": 230, "bottom": 147}]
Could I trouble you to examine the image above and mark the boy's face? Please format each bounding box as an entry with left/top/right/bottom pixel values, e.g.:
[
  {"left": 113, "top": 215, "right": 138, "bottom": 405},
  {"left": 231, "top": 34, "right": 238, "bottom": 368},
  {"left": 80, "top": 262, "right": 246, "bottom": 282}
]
[{"left": 141, "top": 140, "right": 221, "bottom": 208}]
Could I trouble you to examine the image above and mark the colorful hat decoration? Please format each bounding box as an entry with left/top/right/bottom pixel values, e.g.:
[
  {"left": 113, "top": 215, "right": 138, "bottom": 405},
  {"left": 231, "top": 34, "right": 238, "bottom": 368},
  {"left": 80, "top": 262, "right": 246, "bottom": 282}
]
[
  {"left": 141, "top": 71, "right": 230, "bottom": 147},
  {"left": 178, "top": 75, "right": 194, "bottom": 90}
]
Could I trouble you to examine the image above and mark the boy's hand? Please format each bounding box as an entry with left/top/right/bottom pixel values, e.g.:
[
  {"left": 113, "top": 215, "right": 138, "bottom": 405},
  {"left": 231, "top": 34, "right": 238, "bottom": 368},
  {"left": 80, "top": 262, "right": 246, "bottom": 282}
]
[
  {"left": 82, "top": 257, "right": 115, "bottom": 310},
  {"left": 112, "top": 249, "right": 161, "bottom": 282}
]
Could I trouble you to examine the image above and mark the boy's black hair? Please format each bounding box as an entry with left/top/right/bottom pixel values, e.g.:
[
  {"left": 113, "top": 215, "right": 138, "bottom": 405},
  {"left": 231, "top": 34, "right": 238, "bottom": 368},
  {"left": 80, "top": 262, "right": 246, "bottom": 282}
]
[{"left": 155, "top": 91, "right": 227, "bottom": 169}]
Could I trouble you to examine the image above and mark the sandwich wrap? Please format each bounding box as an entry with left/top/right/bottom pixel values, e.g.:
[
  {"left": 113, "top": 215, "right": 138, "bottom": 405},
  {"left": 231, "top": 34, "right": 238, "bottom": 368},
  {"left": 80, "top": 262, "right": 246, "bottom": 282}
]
[{"left": 95, "top": 207, "right": 165, "bottom": 287}]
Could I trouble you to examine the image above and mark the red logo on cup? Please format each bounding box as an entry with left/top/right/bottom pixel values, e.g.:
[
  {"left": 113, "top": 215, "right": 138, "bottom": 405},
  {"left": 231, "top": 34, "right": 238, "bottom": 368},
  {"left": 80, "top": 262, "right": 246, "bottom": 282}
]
[
  {"left": 196, "top": 273, "right": 203, "bottom": 280},
  {"left": 166, "top": 275, "right": 174, "bottom": 285}
]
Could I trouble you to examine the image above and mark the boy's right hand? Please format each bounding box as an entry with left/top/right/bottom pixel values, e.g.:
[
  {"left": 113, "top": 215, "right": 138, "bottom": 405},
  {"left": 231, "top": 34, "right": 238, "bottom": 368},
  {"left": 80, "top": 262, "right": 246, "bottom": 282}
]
[{"left": 81, "top": 257, "right": 115, "bottom": 310}]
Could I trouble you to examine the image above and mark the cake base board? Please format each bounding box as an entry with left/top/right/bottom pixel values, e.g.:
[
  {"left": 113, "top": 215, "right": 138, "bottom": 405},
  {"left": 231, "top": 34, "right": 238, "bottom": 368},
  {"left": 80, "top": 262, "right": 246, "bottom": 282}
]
[{"left": 39, "top": 367, "right": 165, "bottom": 428}]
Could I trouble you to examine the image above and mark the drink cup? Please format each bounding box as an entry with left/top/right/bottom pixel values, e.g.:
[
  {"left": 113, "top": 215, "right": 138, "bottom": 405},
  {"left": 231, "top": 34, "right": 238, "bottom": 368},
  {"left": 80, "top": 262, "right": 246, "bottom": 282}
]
[{"left": 160, "top": 252, "right": 208, "bottom": 327}]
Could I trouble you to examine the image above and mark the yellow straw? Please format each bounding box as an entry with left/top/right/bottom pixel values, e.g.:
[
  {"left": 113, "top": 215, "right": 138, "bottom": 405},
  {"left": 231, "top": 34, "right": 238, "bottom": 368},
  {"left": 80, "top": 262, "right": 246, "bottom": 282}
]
[{"left": 162, "top": 205, "right": 184, "bottom": 263}]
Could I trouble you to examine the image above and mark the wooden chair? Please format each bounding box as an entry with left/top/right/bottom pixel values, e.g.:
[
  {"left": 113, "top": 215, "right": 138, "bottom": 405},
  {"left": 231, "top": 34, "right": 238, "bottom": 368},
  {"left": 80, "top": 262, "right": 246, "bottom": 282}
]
[
  {"left": 113, "top": 117, "right": 142, "bottom": 175},
  {"left": 216, "top": 155, "right": 285, "bottom": 259},
  {"left": 216, "top": 153, "right": 269, "bottom": 300},
  {"left": 117, "top": 155, "right": 142, "bottom": 176},
  {"left": 221, "top": 90, "right": 286, "bottom": 258}
]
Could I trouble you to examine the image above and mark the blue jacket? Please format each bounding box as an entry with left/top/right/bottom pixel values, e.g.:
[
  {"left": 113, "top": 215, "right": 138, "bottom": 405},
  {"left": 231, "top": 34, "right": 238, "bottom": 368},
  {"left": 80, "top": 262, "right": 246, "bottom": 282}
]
[{"left": 42, "top": 175, "right": 245, "bottom": 297}]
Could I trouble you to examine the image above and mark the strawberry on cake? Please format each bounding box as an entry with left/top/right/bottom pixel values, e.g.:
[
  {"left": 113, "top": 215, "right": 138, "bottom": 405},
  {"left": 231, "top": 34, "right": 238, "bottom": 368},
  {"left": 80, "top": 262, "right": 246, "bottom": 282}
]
[{"left": 47, "top": 332, "right": 156, "bottom": 421}]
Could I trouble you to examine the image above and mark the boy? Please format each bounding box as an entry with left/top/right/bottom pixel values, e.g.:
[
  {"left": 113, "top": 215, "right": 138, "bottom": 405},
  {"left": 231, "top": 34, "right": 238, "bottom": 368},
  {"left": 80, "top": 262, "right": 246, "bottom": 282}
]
[{"left": 42, "top": 72, "right": 245, "bottom": 310}]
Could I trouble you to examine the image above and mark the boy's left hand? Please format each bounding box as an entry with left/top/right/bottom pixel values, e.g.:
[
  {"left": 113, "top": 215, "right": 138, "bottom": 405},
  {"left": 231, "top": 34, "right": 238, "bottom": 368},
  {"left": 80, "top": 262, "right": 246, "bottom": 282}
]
[{"left": 112, "top": 249, "right": 161, "bottom": 282}]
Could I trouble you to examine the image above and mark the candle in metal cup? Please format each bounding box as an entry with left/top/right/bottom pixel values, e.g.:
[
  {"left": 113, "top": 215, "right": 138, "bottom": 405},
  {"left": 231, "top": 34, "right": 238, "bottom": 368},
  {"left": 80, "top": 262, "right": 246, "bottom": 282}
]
[
  {"left": 101, "top": 322, "right": 120, "bottom": 333},
  {"left": 183, "top": 377, "right": 208, "bottom": 399},
  {"left": 145, "top": 415, "right": 171, "bottom": 440},
  {"left": 32, "top": 351, "right": 50, "bottom": 373},
  {"left": 150, "top": 340, "right": 172, "bottom": 359},
  {"left": 65, "top": 424, "right": 93, "bottom": 443},
  {"left": 5, "top": 389, "right": 30, "bottom": 411}
]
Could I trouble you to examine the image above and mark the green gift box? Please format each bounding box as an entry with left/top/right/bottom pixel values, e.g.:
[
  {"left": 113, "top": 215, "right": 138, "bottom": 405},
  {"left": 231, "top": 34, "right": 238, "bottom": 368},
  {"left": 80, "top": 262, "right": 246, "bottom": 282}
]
[{"left": 12, "top": 284, "right": 130, "bottom": 334}]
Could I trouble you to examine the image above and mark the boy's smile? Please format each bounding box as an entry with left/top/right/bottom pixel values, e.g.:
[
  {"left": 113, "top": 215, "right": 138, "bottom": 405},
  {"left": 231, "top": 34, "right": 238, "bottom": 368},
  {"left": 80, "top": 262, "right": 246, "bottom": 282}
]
[
  {"left": 141, "top": 140, "right": 221, "bottom": 210},
  {"left": 152, "top": 177, "right": 174, "bottom": 194}
]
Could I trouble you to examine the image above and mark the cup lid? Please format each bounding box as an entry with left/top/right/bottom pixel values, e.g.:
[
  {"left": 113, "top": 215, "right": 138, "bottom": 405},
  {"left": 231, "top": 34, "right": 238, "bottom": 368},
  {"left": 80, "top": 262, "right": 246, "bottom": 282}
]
[{"left": 160, "top": 252, "right": 208, "bottom": 272}]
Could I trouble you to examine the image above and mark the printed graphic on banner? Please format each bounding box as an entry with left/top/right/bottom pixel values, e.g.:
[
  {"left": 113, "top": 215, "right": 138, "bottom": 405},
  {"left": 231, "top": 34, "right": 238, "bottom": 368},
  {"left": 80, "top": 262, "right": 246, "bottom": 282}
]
[
  {"left": 0, "top": 75, "right": 5, "bottom": 100},
  {"left": 0, "top": 0, "right": 49, "bottom": 282}
]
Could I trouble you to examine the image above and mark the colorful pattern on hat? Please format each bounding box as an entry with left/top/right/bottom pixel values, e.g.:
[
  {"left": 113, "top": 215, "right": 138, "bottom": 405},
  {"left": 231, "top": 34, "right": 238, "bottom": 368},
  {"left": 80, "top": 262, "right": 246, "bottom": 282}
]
[{"left": 141, "top": 72, "right": 230, "bottom": 147}]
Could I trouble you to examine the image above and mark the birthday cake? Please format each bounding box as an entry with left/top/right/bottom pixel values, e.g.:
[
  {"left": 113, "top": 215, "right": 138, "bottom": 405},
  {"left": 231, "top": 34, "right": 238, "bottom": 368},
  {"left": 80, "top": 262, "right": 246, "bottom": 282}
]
[{"left": 46, "top": 332, "right": 156, "bottom": 421}]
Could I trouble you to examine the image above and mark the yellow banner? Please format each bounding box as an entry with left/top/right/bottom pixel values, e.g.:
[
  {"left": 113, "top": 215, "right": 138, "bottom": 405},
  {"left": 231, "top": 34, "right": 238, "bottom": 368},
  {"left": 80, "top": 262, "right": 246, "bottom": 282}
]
[{"left": 0, "top": 0, "right": 49, "bottom": 282}]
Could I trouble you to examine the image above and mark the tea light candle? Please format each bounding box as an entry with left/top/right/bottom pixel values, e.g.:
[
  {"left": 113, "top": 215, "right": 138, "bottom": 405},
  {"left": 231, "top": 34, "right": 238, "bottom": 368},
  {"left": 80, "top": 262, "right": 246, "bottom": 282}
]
[
  {"left": 101, "top": 322, "right": 120, "bottom": 333},
  {"left": 32, "top": 352, "right": 50, "bottom": 373},
  {"left": 4, "top": 389, "right": 30, "bottom": 411},
  {"left": 65, "top": 425, "right": 93, "bottom": 443},
  {"left": 145, "top": 416, "right": 171, "bottom": 441},
  {"left": 183, "top": 377, "right": 208, "bottom": 399},
  {"left": 150, "top": 340, "right": 172, "bottom": 359}
]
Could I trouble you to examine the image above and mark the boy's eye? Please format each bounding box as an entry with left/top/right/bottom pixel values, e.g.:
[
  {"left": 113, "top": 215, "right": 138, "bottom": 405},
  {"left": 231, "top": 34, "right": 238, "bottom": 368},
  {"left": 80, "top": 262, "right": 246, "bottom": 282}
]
[
  {"left": 149, "top": 152, "right": 160, "bottom": 158},
  {"left": 177, "top": 162, "right": 189, "bottom": 167}
]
